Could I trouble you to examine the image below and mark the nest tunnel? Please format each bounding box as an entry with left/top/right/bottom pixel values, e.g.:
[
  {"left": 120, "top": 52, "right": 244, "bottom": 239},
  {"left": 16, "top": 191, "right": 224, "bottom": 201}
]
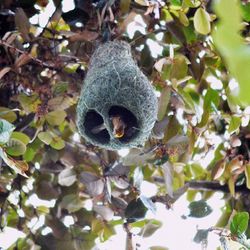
[
  {"left": 108, "top": 106, "right": 139, "bottom": 143},
  {"left": 84, "top": 110, "right": 110, "bottom": 144}
]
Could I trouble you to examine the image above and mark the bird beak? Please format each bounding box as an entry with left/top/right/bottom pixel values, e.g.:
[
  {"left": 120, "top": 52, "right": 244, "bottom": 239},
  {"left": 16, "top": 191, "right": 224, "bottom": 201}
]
[
  {"left": 111, "top": 116, "right": 126, "bottom": 138},
  {"left": 113, "top": 131, "right": 124, "bottom": 138}
]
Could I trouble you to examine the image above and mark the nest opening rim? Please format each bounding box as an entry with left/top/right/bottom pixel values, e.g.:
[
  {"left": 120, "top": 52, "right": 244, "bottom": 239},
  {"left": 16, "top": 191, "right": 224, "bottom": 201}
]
[
  {"left": 108, "top": 105, "right": 140, "bottom": 143},
  {"left": 83, "top": 110, "right": 110, "bottom": 144}
]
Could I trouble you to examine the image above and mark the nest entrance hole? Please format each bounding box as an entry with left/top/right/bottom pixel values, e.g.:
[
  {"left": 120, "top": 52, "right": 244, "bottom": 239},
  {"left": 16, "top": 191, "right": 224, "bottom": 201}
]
[
  {"left": 84, "top": 110, "right": 110, "bottom": 144},
  {"left": 109, "top": 106, "right": 139, "bottom": 143}
]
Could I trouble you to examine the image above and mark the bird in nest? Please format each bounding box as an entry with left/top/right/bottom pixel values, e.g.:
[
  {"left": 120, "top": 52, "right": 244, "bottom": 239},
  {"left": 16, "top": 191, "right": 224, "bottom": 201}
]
[{"left": 91, "top": 115, "right": 127, "bottom": 138}]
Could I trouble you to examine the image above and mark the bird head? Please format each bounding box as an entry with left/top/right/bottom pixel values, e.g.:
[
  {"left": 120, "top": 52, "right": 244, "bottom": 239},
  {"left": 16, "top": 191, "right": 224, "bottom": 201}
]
[{"left": 111, "top": 116, "right": 126, "bottom": 138}]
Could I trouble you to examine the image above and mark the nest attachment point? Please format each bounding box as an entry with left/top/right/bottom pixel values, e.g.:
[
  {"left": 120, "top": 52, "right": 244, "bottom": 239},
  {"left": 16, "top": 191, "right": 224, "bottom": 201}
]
[{"left": 77, "top": 41, "right": 158, "bottom": 150}]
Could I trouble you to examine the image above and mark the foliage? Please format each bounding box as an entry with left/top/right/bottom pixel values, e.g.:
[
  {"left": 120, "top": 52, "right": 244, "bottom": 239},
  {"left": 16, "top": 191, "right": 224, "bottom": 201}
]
[
  {"left": 0, "top": 0, "right": 250, "bottom": 249},
  {"left": 213, "top": 0, "right": 250, "bottom": 105}
]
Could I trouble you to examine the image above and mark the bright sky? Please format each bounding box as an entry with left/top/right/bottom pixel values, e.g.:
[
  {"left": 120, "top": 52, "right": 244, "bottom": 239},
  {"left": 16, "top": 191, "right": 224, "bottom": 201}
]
[
  {"left": 97, "top": 191, "right": 225, "bottom": 250},
  {"left": 0, "top": 192, "right": 225, "bottom": 249}
]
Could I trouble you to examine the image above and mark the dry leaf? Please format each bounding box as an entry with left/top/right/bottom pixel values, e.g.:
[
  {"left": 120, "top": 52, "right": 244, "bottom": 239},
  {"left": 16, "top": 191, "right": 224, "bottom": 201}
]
[
  {"left": 211, "top": 159, "right": 226, "bottom": 180},
  {"left": 48, "top": 96, "right": 75, "bottom": 110},
  {"left": 144, "top": 5, "right": 155, "bottom": 16},
  {"left": 3, "top": 32, "right": 18, "bottom": 45},
  {"left": 68, "top": 30, "right": 99, "bottom": 42},
  {"left": 15, "top": 8, "right": 31, "bottom": 41},
  {"left": 154, "top": 58, "right": 167, "bottom": 73},
  {"left": 135, "top": 0, "right": 149, "bottom": 6},
  {"left": 119, "top": 11, "right": 137, "bottom": 34},
  {"left": 162, "top": 162, "right": 174, "bottom": 198},
  {"left": 0, "top": 67, "right": 11, "bottom": 79},
  {"left": 0, "top": 147, "right": 29, "bottom": 177},
  {"left": 15, "top": 53, "right": 32, "bottom": 68}
]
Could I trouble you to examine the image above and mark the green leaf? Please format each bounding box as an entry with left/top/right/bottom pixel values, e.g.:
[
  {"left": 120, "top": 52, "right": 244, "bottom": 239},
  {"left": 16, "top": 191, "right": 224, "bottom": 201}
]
[
  {"left": 91, "top": 218, "right": 115, "bottom": 242},
  {"left": 93, "top": 205, "right": 114, "bottom": 221},
  {"left": 0, "top": 119, "right": 15, "bottom": 144},
  {"left": 120, "top": 0, "right": 131, "bottom": 14},
  {"left": 194, "top": 7, "right": 211, "bottom": 35},
  {"left": 18, "top": 93, "right": 41, "bottom": 113},
  {"left": 23, "top": 147, "right": 36, "bottom": 162},
  {"left": 161, "top": 9, "right": 173, "bottom": 22},
  {"left": 213, "top": 0, "right": 250, "bottom": 105},
  {"left": 150, "top": 247, "right": 169, "bottom": 250},
  {"left": 5, "top": 138, "right": 26, "bottom": 156},
  {"left": 183, "top": 0, "right": 200, "bottom": 8},
  {"left": 0, "top": 107, "right": 17, "bottom": 122},
  {"left": 204, "top": 88, "right": 220, "bottom": 111},
  {"left": 178, "top": 11, "right": 189, "bottom": 26},
  {"left": 140, "top": 220, "right": 162, "bottom": 238},
  {"left": 45, "top": 110, "right": 67, "bottom": 126},
  {"left": 163, "top": 116, "right": 181, "bottom": 143},
  {"left": 183, "top": 25, "right": 197, "bottom": 43},
  {"left": 52, "top": 82, "right": 68, "bottom": 95},
  {"left": 11, "top": 132, "right": 30, "bottom": 145},
  {"left": 188, "top": 200, "right": 212, "bottom": 218},
  {"left": 58, "top": 168, "right": 77, "bottom": 187},
  {"left": 157, "top": 86, "right": 171, "bottom": 121},
  {"left": 60, "top": 194, "right": 84, "bottom": 213},
  {"left": 170, "top": 0, "right": 181, "bottom": 6},
  {"left": 216, "top": 209, "right": 233, "bottom": 228},
  {"left": 228, "top": 176, "right": 235, "bottom": 197},
  {"left": 38, "top": 131, "right": 53, "bottom": 145},
  {"left": 241, "top": 2, "right": 250, "bottom": 22},
  {"left": 161, "top": 62, "right": 172, "bottom": 80},
  {"left": 50, "top": 136, "right": 65, "bottom": 150},
  {"left": 48, "top": 96, "right": 75, "bottom": 111},
  {"left": 245, "top": 164, "right": 250, "bottom": 189},
  {"left": 102, "top": 223, "right": 116, "bottom": 242},
  {"left": 36, "top": 179, "right": 59, "bottom": 200},
  {"left": 193, "top": 229, "right": 209, "bottom": 244},
  {"left": 199, "top": 88, "right": 220, "bottom": 127},
  {"left": 185, "top": 163, "right": 205, "bottom": 179},
  {"left": 125, "top": 198, "right": 147, "bottom": 223},
  {"left": 228, "top": 116, "right": 241, "bottom": 134},
  {"left": 37, "top": 205, "right": 50, "bottom": 214},
  {"left": 170, "top": 54, "right": 189, "bottom": 80},
  {"left": 230, "top": 212, "right": 249, "bottom": 236},
  {"left": 177, "top": 88, "right": 195, "bottom": 112}
]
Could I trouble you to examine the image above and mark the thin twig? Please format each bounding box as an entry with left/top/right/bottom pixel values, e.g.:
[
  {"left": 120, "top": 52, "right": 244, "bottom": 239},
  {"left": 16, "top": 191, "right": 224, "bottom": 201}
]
[
  {"left": 124, "top": 223, "right": 133, "bottom": 250},
  {"left": 0, "top": 39, "right": 59, "bottom": 70},
  {"left": 210, "top": 227, "right": 250, "bottom": 249},
  {"left": 153, "top": 178, "right": 250, "bottom": 194}
]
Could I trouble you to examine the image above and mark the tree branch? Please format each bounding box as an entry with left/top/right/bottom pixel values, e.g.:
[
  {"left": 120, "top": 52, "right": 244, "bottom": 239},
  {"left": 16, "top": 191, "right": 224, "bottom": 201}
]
[
  {"left": 0, "top": 39, "right": 60, "bottom": 70},
  {"left": 153, "top": 178, "right": 249, "bottom": 194},
  {"left": 210, "top": 227, "right": 250, "bottom": 249}
]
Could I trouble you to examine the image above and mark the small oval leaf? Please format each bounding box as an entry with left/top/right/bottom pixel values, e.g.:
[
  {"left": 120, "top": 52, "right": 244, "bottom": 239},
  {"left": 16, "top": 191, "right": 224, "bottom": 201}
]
[
  {"left": 5, "top": 138, "right": 26, "bottom": 156},
  {"left": 38, "top": 131, "right": 53, "bottom": 145},
  {"left": 58, "top": 168, "right": 76, "bottom": 187},
  {"left": 188, "top": 200, "right": 212, "bottom": 218},
  {"left": 45, "top": 110, "right": 67, "bottom": 126},
  {"left": 194, "top": 8, "right": 211, "bottom": 35},
  {"left": 230, "top": 212, "right": 249, "bottom": 236}
]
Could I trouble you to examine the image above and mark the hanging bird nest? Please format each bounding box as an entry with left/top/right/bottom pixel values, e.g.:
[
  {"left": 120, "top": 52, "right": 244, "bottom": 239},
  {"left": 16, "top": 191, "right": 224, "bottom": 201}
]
[{"left": 77, "top": 40, "right": 158, "bottom": 150}]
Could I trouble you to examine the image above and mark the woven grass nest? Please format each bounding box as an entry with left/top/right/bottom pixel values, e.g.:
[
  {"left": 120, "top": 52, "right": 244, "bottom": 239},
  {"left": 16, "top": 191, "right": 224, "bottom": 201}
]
[{"left": 77, "top": 41, "right": 158, "bottom": 150}]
